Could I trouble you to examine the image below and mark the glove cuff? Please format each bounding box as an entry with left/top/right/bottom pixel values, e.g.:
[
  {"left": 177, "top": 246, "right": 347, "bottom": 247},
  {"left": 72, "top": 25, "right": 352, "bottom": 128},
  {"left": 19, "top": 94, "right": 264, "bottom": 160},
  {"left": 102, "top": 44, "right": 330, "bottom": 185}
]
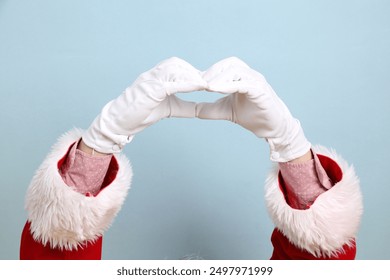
[
  {"left": 267, "top": 119, "right": 311, "bottom": 162},
  {"left": 82, "top": 112, "right": 133, "bottom": 154}
]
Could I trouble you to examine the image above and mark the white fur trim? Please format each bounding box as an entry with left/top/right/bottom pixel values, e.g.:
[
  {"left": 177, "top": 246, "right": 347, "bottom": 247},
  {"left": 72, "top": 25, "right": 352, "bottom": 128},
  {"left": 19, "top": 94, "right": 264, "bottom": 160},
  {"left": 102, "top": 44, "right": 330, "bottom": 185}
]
[
  {"left": 265, "top": 145, "right": 363, "bottom": 257},
  {"left": 25, "top": 128, "right": 132, "bottom": 250}
]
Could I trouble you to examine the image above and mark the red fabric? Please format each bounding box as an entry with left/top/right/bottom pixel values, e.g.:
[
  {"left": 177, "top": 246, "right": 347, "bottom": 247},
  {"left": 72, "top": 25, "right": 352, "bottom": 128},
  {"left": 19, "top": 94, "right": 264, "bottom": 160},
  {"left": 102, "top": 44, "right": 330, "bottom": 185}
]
[
  {"left": 20, "top": 222, "right": 103, "bottom": 260},
  {"left": 270, "top": 154, "right": 356, "bottom": 260},
  {"left": 270, "top": 229, "right": 356, "bottom": 260},
  {"left": 19, "top": 143, "right": 119, "bottom": 260}
]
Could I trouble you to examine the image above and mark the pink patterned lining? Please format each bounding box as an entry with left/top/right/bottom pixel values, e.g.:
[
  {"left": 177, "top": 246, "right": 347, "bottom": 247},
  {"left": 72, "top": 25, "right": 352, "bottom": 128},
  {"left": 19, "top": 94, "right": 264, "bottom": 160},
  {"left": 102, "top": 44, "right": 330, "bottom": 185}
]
[
  {"left": 278, "top": 151, "right": 333, "bottom": 209},
  {"left": 59, "top": 140, "right": 113, "bottom": 196}
]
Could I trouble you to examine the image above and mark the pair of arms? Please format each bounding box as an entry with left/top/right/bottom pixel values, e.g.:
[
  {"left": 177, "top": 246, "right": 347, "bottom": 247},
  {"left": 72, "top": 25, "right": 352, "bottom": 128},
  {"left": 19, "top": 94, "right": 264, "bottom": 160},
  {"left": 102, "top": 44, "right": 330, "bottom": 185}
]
[{"left": 22, "top": 57, "right": 362, "bottom": 260}]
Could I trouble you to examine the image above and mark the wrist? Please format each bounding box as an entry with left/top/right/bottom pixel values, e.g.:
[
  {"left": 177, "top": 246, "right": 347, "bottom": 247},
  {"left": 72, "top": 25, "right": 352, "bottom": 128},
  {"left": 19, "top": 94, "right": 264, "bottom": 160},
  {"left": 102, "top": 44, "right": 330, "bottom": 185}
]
[
  {"left": 268, "top": 120, "right": 311, "bottom": 162},
  {"left": 288, "top": 150, "right": 313, "bottom": 163},
  {"left": 77, "top": 139, "right": 112, "bottom": 157}
]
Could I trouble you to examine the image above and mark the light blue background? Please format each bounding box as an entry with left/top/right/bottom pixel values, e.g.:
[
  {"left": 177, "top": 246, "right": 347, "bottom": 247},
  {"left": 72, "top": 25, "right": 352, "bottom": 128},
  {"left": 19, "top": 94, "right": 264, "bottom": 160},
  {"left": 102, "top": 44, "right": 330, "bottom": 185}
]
[{"left": 0, "top": 0, "right": 389, "bottom": 260}]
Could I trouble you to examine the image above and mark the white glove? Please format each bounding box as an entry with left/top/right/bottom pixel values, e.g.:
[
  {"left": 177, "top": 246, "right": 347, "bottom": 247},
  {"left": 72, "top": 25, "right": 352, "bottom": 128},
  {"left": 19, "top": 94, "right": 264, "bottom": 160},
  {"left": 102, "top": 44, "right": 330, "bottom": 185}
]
[
  {"left": 197, "top": 57, "right": 311, "bottom": 162},
  {"left": 82, "top": 57, "right": 207, "bottom": 153}
]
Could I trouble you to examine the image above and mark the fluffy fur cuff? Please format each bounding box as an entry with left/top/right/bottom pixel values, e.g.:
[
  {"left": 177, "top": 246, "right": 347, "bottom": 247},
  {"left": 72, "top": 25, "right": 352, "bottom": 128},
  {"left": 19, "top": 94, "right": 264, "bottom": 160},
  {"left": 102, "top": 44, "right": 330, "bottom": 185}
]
[
  {"left": 265, "top": 145, "right": 363, "bottom": 257},
  {"left": 25, "top": 128, "right": 132, "bottom": 250}
]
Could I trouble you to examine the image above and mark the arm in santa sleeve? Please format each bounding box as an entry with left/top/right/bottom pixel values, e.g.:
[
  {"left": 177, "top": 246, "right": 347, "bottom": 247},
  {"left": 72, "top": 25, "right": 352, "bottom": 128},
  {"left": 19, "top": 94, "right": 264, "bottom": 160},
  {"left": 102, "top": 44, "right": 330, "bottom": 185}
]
[
  {"left": 19, "top": 57, "right": 205, "bottom": 259},
  {"left": 266, "top": 147, "right": 363, "bottom": 259},
  {"left": 20, "top": 129, "right": 132, "bottom": 259},
  {"left": 196, "top": 57, "right": 363, "bottom": 260}
]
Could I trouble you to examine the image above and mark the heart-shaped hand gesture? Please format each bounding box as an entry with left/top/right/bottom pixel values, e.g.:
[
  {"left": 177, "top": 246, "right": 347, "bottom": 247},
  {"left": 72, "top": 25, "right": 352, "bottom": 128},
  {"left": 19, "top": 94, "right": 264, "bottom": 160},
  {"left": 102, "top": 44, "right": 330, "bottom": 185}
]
[{"left": 83, "top": 57, "right": 311, "bottom": 162}]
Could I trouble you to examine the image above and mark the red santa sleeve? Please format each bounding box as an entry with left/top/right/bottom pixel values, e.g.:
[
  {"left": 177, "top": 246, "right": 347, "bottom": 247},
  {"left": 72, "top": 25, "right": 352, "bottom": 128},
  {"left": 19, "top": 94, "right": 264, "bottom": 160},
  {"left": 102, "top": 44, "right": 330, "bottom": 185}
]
[
  {"left": 265, "top": 146, "right": 363, "bottom": 259},
  {"left": 21, "top": 128, "right": 132, "bottom": 256}
]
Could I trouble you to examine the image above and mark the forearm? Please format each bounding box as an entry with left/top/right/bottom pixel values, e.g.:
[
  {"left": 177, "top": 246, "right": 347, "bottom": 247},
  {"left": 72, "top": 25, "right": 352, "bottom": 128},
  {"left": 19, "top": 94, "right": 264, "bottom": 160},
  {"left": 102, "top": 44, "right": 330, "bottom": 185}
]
[
  {"left": 21, "top": 128, "right": 132, "bottom": 259},
  {"left": 267, "top": 145, "right": 362, "bottom": 259}
]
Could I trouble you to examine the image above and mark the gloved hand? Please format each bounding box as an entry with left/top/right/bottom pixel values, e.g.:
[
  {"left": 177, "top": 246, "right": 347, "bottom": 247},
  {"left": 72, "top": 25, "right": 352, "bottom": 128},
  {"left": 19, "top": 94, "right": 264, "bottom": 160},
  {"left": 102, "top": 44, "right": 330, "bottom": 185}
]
[
  {"left": 82, "top": 57, "right": 207, "bottom": 154},
  {"left": 197, "top": 57, "right": 311, "bottom": 162}
]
